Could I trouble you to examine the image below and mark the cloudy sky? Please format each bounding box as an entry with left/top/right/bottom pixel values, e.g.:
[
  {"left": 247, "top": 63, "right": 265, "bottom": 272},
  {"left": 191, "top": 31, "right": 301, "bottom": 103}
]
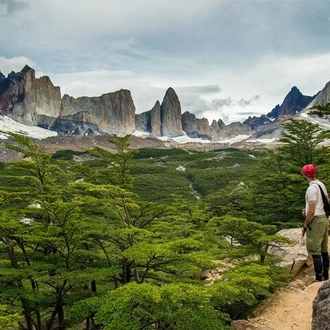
[{"left": 1, "top": 0, "right": 330, "bottom": 124}]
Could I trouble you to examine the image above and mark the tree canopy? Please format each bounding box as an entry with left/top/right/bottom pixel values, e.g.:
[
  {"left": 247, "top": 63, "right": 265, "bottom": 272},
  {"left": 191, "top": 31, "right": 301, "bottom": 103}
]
[{"left": 1, "top": 124, "right": 329, "bottom": 329}]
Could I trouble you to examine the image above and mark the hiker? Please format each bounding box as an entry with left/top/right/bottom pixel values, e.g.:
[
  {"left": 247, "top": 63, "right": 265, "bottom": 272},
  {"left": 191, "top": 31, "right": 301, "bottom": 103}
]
[{"left": 301, "top": 164, "right": 329, "bottom": 281}]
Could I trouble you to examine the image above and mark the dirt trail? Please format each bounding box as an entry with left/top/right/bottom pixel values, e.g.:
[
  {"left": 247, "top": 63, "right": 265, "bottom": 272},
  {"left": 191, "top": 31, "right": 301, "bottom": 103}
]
[
  {"left": 245, "top": 240, "right": 330, "bottom": 330},
  {"left": 248, "top": 278, "right": 324, "bottom": 330}
]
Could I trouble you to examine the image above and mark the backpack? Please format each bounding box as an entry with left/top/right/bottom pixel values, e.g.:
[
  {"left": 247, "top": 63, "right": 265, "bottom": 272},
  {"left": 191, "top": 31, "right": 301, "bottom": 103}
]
[{"left": 316, "top": 184, "right": 330, "bottom": 218}]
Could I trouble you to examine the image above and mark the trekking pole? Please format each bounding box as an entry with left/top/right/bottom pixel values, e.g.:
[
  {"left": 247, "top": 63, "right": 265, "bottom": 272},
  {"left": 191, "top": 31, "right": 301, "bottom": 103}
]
[{"left": 290, "top": 234, "right": 304, "bottom": 274}]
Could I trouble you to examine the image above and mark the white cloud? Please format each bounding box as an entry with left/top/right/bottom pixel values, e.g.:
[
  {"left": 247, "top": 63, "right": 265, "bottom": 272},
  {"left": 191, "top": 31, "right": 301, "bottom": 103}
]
[{"left": 0, "top": 56, "right": 35, "bottom": 75}]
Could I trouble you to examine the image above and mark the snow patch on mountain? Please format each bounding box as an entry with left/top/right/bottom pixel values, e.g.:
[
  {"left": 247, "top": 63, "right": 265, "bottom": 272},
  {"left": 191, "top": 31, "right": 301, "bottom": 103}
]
[{"left": 0, "top": 114, "right": 58, "bottom": 139}]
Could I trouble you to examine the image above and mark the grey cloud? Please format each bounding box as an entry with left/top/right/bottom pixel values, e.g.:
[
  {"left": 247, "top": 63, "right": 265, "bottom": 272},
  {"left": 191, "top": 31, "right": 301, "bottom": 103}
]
[
  {"left": 3, "top": 0, "right": 330, "bottom": 77},
  {"left": 236, "top": 112, "right": 261, "bottom": 117},
  {"left": 0, "top": 0, "right": 29, "bottom": 16},
  {"left": 209, "top": 95, "right": 260, "bottom": 110},
  {"left": 190, "top": 95, "right": 263, "bottom": 124},
  {"left": 176, "top": 85, "right": 221, "bottom": 95},
  {"left": 211, "top": 98, "right": 234, "bottom": 108},
  {"left": 238, "top": 95, "right": 260, "bottom": 107}
]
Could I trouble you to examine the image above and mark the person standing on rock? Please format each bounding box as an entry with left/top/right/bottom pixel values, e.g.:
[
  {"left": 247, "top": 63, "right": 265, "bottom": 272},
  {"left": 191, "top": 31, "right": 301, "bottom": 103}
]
[{"left": 301, "top": 164, "right": 329, "bottom": 281}]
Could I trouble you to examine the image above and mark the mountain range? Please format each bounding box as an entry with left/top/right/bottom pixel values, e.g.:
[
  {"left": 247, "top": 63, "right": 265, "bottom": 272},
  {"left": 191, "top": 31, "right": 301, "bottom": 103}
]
[{"left": 1, "top": 65, "right": 330, "bottom": 146}]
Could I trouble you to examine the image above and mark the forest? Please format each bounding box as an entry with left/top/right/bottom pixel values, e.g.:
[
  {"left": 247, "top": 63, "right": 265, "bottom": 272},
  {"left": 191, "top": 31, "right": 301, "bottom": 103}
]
[{"left": 1, "top": 113, "right": 330, "bottom": 330}]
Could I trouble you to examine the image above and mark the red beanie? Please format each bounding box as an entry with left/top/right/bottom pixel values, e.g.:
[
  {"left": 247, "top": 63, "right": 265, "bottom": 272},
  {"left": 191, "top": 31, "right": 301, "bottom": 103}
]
[{"left": 301, "top": 164, "right": 317, "bottom": 179}]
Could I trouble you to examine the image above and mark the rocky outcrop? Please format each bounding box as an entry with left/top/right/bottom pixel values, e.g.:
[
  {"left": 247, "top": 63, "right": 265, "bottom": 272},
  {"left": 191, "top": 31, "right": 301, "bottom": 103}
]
[
  {"left": 135, "top": 89, "right": 183, "bottom": 137},
  {"left": 182, "top": 111, "right": 212, "bottom": 139},
  {"left": 267, "top": 86, "right": 314, "bottom": 120},
  {"left": 306, "top": 81, "right": 330, "bottom": 109},
  {"left": 135, "top": 111, "right": 150, "bottom": 133},
  {"left": 210, "top": 120, "right": 220, "bottom": 133},
  {"left": 160, "top": 87, "right": 183, "bottom": 137},
  {"left": 243, "top": 114, "right": 273, "bottom": 131},
  {"left": 0, "top": 67, "right": 135, "bottom": 136},
  {"left": 60, "top": 90, "right": 135, "bottom": 135},
  {"left": 241, "top": 86, "right": 316, "bottom": 141},
  {"left": 150, "top": 101, "right": 161, "bottom": 135},
  {"left": 211, "top": 121, "right": 253, "bottom": 142},
  {"left": 267, "top": 228, "right": 309, "bottom": 277},
  {"left": 0, "top": 65, "right": 61, "bottom": 125},
  {"left": 135, "top": 101, "right": 162, "bottom": 136},
  {"left": 312, "top": 281, "right": 330, "bottom": 330}
]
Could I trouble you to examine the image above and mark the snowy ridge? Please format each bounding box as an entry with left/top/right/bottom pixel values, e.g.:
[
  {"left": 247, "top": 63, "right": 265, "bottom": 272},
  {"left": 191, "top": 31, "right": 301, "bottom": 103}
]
[{"left": 0, "top": 114, "right": 58, "bottom": 140}]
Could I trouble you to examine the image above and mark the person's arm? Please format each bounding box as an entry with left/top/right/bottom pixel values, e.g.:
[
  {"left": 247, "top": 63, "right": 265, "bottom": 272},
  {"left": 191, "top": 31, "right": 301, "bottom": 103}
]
[{"left": 302, "top": 200, "right": 316, "bottom": 232}]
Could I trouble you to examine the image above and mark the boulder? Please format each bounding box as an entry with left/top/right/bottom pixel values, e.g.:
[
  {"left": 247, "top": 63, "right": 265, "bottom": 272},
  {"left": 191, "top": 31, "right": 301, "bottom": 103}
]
[
  {"left": 312, "top": 280, "right": 330, "bottom": 330},
  {"left": 268, "top": 228, "right": 309, "bottom": 277}
]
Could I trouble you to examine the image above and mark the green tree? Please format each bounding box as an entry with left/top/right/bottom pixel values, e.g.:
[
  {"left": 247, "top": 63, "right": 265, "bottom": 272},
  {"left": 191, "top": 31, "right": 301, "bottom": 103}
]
[
  {"left": 70, "top": 136, "right": 217, "bottom": 287},
  {"left": 309, "top": 102, "right": 330, "bottom": 117},
  {"left": 210, "top": 261, "right": 288, "bottom": 320},
  {"left": 66, "top": 135, "right": 222, "bottom": 328},
  {"left": 0, "top": 304, "right": 20, "bottom": 329},
  {"left": 95, "top": 282, "right": 230, "bottom": 330},
  {"left": 0, "top": 134, "right": 297, "bottom": 330},
  {"left": 279, "top": 119, "right": 330, "bottom": 166},
  {"left": 207, "top": 215, "right": 289, "bottom": 263},
  {"left": 0, "top": 133, "right": 97, "bottom": 330}
]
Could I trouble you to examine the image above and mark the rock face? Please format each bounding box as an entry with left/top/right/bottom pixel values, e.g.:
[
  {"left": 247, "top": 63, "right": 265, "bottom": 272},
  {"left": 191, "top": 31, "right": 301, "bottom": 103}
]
[
  {"left": 135, "top": 100, "right": 162, "bottom": 136},
  {"left": 160, "top": 87, "right": 183, "bottom": 137},
  {"left": 312, "top": 281, "right": 330, "bottom": 330},
  {"left": 136, "top": 89, "right": 183, "bottom": 137},
  {"left": 242, "top": 86, "right": 317, "bottom": 141},
  {"left": 0, "top": 66, "right": 135, "bottom": 136},
  {"left": 267, "top": 86, "right": 314, "bottom": 119},
  {"left": 212, "top": 121, "right": 253, "bottom": 141},
  {"left": 0, "top": 65, "right": 61, "bottom": 125},
  {"left": 150, "top": 101, "right": 162, "bottom": 136},
  {"left": 307, "top": 81, "right": 330, "bottom": 109},
  {"left": 243, "top": 87, "right": 314, "bottom": 131},
  {"left": 181, "top": 111, "right": 214, "bottom": 139},
  {"left": 59, "top": 90, "right": 136, "bottom": 135},
  {"left": 243, "top": 114, "right": 273, "bottom": 131}
]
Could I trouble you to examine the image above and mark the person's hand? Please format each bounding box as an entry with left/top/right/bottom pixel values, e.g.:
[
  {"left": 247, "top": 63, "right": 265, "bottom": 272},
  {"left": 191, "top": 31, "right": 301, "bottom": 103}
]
[
  {"left": 302, "top": 209, "right": 306, "bottom": 218},
  {"left": 301, "top": 225, "right": 306, "bottom": 236}
]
